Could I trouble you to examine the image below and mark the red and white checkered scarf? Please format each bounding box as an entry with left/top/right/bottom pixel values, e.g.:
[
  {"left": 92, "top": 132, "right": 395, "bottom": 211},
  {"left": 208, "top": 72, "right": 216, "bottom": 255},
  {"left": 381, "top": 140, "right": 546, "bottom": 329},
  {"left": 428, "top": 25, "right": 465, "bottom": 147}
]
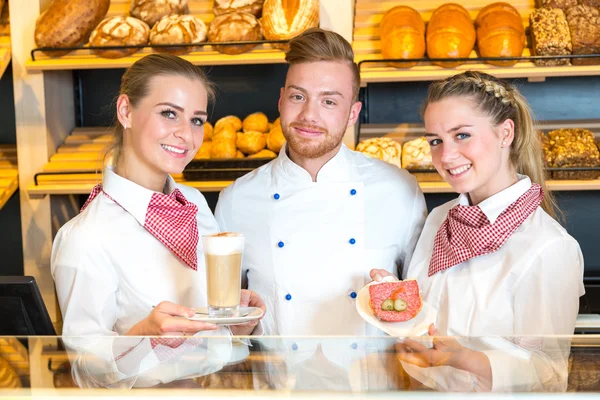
[
  {"left": 428, "top": 184, "right": 544, "bottom": 277},
  {"left": 81, "top": 184, "right": 199, "bottom": 270}
]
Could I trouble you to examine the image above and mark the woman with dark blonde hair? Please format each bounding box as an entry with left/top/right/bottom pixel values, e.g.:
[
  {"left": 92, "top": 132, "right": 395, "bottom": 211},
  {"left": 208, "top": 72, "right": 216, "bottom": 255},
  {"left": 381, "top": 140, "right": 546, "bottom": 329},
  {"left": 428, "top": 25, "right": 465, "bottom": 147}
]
[
  {"left": 371, "top": 71, "right": 584, "bottom": 392},
  {"left": 51, "top": 54, "right": 265, "bottom": 387}
]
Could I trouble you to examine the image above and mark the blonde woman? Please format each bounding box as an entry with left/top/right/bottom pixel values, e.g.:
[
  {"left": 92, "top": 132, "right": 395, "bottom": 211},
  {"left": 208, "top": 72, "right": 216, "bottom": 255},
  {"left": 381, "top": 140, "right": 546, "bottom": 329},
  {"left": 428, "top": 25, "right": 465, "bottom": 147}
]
[{"left": 371, "top": 71, "right": 584, "bottom": 392}]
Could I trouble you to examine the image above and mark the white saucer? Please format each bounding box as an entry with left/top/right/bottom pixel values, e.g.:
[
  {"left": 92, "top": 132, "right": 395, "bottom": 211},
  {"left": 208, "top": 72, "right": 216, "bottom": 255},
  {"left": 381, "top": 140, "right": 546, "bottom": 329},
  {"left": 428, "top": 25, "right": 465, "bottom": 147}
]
[
  {"left": 187, "top": 306, "right": 264, "bottom": 325},
  {"left": 355, "top": 277, "right": 436, "bottom": 337}
]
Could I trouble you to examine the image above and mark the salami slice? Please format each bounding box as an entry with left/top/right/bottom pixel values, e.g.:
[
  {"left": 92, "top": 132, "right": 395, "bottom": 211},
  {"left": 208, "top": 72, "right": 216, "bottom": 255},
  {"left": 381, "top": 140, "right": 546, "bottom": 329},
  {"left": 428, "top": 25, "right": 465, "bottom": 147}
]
[{"left": 369, "top": 280, "right": 422, "bottom": 322}]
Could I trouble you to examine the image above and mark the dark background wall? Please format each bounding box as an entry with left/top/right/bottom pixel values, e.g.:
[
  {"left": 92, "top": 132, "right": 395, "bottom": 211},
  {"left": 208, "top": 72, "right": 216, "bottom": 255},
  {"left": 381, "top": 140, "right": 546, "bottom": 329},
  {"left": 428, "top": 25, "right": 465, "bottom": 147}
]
[
  {"left": 2, "top": 66, "right": 600, "bottom": 289},
  {"left": 0, "top": 64, "right": 23, "bottom": 276}
]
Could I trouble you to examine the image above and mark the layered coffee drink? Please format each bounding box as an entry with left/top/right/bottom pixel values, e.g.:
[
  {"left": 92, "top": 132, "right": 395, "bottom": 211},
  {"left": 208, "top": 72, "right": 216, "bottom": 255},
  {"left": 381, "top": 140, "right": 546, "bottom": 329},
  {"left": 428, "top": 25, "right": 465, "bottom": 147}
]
[{"left": 202, "top": 232, "right": 244, "bottom": 316}]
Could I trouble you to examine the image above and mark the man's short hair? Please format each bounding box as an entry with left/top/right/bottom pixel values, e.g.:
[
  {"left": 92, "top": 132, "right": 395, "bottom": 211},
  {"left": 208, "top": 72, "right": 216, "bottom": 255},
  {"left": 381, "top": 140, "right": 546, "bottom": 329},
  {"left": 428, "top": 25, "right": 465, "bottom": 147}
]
[{"left": 285, "top": 28, "right": 360, "bottom": 101}]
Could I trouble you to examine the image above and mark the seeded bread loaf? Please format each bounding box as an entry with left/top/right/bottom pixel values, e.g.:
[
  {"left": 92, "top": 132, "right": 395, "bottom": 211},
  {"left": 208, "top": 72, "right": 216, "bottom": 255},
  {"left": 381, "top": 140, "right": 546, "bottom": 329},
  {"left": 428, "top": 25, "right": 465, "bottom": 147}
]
[
  {"left": 529, "top": 8, "right": 572, "bottom": 66},
  {"left": 566, "top": 5, "right": 600, "bottom": 65},
  {"left": 546, "top": 128, "right": 600, "bottom": 179},
  {"left": 536, "top": 0, "right": 577, "bottom": 10}
]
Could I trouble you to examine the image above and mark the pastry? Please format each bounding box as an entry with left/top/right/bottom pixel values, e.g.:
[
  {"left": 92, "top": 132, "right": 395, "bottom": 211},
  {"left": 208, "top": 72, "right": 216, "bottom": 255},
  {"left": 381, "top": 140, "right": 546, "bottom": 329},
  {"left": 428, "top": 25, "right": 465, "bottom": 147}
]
[
  {"left": 212, "top": 124, "right": 238, "bottom": 142},
  {"left": 237, "top": 150, "right": 245, "bottom": 158},
  {"left": 194, "top": 141, "right": 212, "bottom": 159},
  {"left": 401, "top": 137, "right": 434, "bottom": 170},
  {"left": 237, "top": 131, "right": 267, "bottom": 154},
  {"left": 34, "top": 0, "right": 110, "bottom": 57},
  {"left": 380, "top": 6, "right": 426, "bottom": 68},
  {"left": 426, "top": 3, "right": 476, "bottom": 68},
  {"left": 242, "top": 112, "right": 269, "bottom": 133},
  {"left": 89, "top": 16, "right": 150, "bottom": 58},
  {"left": 150, "top": 14, "right": 207, "bottom": 55},
  {"left": 249, "top": 149, "right": 277, "bottom": 158},
  {"left": 475, "top": 3, "right": 525, "bottom": 67},
  {"left": 261, "top": 0, "right": 319, "bottom": 48},
  {"left": 266, "top": 125, "right": 286, "bottom": 153},
  {"left": 204, "top": 121, "right": 214, "bottom": 141},
  {"left": 356, "top": 137, "right": 402, "bottom": 168},
  {"left": 131, "top": 0, "right": 189, "bottom": 28},
  {"left": 210, "top": 140, "right": 237, "bottom": 158},
  {"left": 213, "top": 0, "right": 264, "bottom": 17},
  {"left": 530, "top": 8, "right": 572, "bottom": 66},
  {"left": 207, "top": 12, "right": 263, "bottom": 55},
  {"left": 215, "top": 115, "right": 243, "bottom": 132}
]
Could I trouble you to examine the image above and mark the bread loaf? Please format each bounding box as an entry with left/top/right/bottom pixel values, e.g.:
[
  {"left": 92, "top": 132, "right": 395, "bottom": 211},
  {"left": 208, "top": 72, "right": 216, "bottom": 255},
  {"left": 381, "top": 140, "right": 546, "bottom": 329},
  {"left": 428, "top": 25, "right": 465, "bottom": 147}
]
[
  {"left": 0, "top": 1, "right": 4, "bottom": 20},
  {"left": 537, "top": 0, "right": 577, "bottom": 9},
  {"left": 214, "top": 0, "right": 264, "bottom": 17},
  {"left": 546, "top": 128, "right": 600, "bottom": 179},
  {"left": 150, "top": 14, "right": 207, "bottom": 55},
  {"left": 89, "top": 16, "right": 150, "bottom": 59},
  {"left": 208, "top": 12, "right": 263, "bottom": 55},
  {"left": 401, "top": 137, "right": 434, "bottom": 170},
  {"left": 34, "top": 0, "right": 110, "bottom": 57},
  {"left": 475, "top": 3, "right": 525, "bottom": 66},
  {"left": 131, "top": 0, "right": 189, "bottom": 28},
  {"left": 380, "top": 6, "right": 425, "bottom": 68},
  {"left": 356, "top": 137, "right": 402, "bottom": 168},
  {"left": 578, "top": 0, "right": 600, "bottom": 6},
  {"left": 426, "top": 3, "right": 476, "bottom": 68},
  {"left": 262, "top": 0, "right": 319, "bottom": 46},
  {"left": 566, "top": 5, "right": 600, "bottom": 65},
  {"left": 529, "top": 8, "right": 572, "bottom": 66}
]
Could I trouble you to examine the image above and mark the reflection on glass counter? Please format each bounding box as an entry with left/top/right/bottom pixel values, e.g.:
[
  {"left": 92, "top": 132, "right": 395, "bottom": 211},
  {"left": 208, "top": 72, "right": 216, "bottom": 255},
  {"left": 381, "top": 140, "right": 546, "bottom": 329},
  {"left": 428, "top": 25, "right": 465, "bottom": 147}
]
[{"left": 1, "top": 335, "right": 599, "bottom": 395}]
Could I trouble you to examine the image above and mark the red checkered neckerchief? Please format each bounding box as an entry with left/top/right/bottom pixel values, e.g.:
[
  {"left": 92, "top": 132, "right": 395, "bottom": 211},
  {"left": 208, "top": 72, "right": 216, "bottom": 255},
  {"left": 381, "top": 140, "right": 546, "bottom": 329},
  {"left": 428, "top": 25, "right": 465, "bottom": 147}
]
[
  {"left": 81, "top": 184, "right": 199, "bottom": 270},
  {"left": 428, "top": 184, "right": 544, "bottom": 277}
]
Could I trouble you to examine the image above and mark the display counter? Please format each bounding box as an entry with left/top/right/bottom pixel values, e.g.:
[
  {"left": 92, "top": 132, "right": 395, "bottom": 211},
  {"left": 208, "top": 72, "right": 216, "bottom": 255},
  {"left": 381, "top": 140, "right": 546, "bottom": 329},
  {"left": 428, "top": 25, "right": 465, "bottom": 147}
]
[{"left": 0, "top": 335, "right": 599, "bottom": 397}]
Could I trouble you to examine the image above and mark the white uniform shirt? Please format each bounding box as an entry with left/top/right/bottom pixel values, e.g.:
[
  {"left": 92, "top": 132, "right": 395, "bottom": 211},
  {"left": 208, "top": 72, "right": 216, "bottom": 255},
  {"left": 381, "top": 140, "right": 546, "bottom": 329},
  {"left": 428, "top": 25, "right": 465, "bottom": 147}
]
[
  {"left": 216, "top": 144, "right": 427, "bottom": 339},
  {"left": 404, "top": 175, "right": 585, "bottom": 392},
  {"left": 51, "top": 167, "right": 235, "bottom": 388}
]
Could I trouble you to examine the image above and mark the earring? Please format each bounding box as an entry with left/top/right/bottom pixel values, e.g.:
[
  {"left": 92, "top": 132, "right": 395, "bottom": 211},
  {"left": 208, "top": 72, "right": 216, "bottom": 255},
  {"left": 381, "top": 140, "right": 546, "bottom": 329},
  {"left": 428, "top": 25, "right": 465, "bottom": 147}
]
[
  {"left": 501, "top": 141, "right": 507, "bottom": 147},
  {"left": 123, "top": 124, "right": 127, "bottom": 130}
]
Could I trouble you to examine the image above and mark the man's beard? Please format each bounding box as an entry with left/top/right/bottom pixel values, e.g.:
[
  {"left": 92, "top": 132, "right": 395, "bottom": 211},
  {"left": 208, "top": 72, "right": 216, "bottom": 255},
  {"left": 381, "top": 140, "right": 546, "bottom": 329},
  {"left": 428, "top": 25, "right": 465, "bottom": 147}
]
[{"left": 282, "top": 121, "right": 345, "bottom": 159}]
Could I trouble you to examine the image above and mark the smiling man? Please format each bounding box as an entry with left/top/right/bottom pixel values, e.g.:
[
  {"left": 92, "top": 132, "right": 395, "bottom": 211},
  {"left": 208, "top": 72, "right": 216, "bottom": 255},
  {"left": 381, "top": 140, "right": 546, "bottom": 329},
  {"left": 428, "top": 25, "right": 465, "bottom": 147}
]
[{"left": 215, "top": 28, "right": 427, "bottom": 338}]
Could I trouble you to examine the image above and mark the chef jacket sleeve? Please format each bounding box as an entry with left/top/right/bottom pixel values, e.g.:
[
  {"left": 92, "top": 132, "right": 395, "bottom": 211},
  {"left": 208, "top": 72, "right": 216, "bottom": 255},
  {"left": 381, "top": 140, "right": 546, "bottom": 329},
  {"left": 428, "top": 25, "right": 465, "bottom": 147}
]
[
  {"left": 399, "top": 179, "right": 427, "bottom": 279},
  {"left": 482, "top": 236, "right": 584, "bottom": 392}
]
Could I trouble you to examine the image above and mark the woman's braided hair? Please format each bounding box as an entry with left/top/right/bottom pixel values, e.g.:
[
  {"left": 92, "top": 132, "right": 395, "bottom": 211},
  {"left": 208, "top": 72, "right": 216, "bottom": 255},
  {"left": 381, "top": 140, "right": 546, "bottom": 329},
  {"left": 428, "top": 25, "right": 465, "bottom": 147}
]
[{"left": 422, "top": 71, "right": 559, "bottom": 220}]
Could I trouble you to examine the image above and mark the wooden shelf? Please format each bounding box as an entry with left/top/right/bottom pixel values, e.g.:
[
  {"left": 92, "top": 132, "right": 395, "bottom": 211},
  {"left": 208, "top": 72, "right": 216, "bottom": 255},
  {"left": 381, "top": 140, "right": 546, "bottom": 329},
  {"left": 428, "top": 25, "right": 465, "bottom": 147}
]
[
  {"left": 25, "top": 0, "right": 286, "bottom": 71},
  {"left": 354, "top": 0, "right": 600, "bottom": 85},
  {"left": 0, "top": 145, "right": 18, "bottom": 210}
]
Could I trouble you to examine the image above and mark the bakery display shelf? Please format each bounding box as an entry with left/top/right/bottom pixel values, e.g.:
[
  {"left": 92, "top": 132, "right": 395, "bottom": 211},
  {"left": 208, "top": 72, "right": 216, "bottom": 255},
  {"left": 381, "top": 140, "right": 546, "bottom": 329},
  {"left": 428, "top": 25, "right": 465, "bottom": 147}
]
[
  {"left": 0, "top": 34, "right": 10, "bottom": 80},
  {"left": 0, "top": 144, "right": 18, "bottom": 210},
  {"left": 26, "top": 0, "right": 287, "bottom": 71},
  {"left": 353, "top": 0, "right": 600, "bottom": 84}
]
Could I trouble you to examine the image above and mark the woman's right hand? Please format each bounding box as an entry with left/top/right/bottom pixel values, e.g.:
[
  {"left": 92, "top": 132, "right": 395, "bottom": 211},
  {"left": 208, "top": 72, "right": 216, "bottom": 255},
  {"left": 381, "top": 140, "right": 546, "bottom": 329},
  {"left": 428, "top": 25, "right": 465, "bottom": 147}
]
[
  {"left": 126, "top": 301, "right": 218, "bottom": 336},
  {"left": 369, "top": 268, "right": 397, "bottom": 282}
]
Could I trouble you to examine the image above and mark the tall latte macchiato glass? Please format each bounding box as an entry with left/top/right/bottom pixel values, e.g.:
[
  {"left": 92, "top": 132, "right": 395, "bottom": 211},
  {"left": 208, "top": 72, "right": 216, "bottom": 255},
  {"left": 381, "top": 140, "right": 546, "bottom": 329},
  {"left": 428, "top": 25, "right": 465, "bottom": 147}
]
[{"left": 202, "top": 232, "right": 244, "bottom": 317}]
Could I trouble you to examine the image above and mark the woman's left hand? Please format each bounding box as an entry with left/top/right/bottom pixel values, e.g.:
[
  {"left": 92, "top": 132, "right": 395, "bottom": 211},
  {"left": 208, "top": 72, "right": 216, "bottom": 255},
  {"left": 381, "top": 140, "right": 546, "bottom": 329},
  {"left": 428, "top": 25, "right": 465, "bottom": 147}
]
[{"left": 229, "top": 289, "right": 266, "bottom": 336}]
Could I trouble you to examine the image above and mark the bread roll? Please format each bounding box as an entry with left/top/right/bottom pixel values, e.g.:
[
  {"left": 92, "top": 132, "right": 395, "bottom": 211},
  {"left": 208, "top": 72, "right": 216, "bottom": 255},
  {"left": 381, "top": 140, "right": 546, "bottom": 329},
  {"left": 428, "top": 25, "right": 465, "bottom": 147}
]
[
  {"left": 401, "top": 137, "right": 434, "bottom": 170},
  {"left": 213, "top": 125, "right": 238, "bottom": 142},
  {"left": 150, "top": 14, "right": 207, "bottom": 55},
  {"left": 243, "top": 112, "right": 269, "bottom": 133},
  {"left": 131, "top": 0, "right": 189, "bottom": 28},
  {"left": 88, "top": 16, "right": 150, "bottom": 59},
  {"left": 207, "top": 12, "right": 263, "bottom": 55},
  {"left": 204, "top": 121, "right": 214, "bottom": 141},
  {"left": 262, "top": 0, "right": 319, "bottom": 47},
  {"left": 34, "top": 0, "right": 110, "bottom": 57},
  {"left": 194, "top": 141, "right": 212, "bottom": 159},
  {"left": 237, "top": 131, "right": 267, "bottom": 154},
  {"left": 211, "top": 140, "right": 237, "bottom": 158},
  {"left": 380, "top": 6, "right": 425, "bottom": 68},
  {"left": 266, "top": 124, "right": 286, "bottom": 153},
  {"left": 426, "top": 3, "right": 476, "bottom": 68},
  {"left": 215, "top": 115, "right": 243, "bottom": 132},
  {"left": 249, "top": 149, "right": 277, "bottom": 158},
  {"left": 475, "top": 3, "right": 525, "bottom": 67},
  {"left": 214, "top": 0, "right": 264, "bottom": 17}
]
